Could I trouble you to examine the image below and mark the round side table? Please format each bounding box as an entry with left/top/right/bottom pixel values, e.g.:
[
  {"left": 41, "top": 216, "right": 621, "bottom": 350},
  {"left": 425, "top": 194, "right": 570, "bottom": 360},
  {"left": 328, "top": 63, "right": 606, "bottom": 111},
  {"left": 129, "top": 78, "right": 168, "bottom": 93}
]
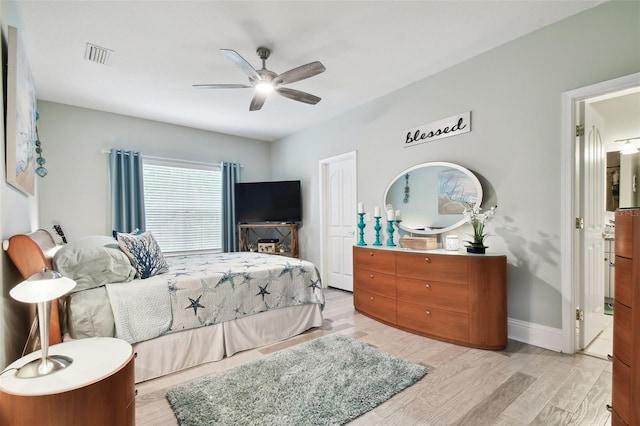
[{"left": 0, "top": 337, "right": 135, "bottom": 426}]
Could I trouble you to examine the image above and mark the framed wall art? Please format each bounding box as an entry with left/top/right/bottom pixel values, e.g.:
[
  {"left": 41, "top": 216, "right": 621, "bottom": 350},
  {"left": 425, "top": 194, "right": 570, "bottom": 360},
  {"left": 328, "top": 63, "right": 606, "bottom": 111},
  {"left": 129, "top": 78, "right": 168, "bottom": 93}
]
[{"left": 5, "top": 25, "right": 38, "bottom": 196}]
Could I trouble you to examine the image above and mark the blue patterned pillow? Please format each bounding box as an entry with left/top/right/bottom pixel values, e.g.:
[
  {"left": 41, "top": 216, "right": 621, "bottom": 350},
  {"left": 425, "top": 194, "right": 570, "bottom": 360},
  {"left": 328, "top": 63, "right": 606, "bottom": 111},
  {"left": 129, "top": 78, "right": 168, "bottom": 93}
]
[
  {"left": 117, "top": 231, "right": 169, "bottom": 279},
  {"left": 112, "top": 228, "right": 142, "bottom": 239}
]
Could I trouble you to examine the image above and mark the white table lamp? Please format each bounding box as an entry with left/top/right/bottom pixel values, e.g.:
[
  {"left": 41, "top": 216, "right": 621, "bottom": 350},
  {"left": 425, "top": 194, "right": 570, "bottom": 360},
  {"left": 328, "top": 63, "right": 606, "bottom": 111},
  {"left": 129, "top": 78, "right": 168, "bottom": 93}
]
[{"left": 9, "top": 269, "right": 76, "bottom": 378}]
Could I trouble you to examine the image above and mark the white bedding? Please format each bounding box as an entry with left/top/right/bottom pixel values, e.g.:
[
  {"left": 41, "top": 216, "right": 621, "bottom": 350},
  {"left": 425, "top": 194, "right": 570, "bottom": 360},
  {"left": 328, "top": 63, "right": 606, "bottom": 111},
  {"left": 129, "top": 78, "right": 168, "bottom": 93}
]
[
  {"left": 106, "top": 275, "right": 172, "bottom": 343},
  {"left": 72, "top": 252, "right": 324, "bottom": 345}
]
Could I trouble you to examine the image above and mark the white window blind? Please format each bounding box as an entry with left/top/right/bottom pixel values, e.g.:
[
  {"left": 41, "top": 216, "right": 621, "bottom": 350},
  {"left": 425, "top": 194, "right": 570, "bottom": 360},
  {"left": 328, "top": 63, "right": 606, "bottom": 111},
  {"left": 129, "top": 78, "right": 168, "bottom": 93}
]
[{"left": 143, "top": 159, "right": 222, "bottom": 253}]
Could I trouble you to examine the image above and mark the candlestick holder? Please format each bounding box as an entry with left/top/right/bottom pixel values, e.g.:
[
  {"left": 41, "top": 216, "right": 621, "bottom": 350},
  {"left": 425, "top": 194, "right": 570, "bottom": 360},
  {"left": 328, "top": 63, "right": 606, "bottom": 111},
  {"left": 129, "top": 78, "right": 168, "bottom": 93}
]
[
  {"left": 386, "top": 219, "right": 396, "bottom": 247},
  {"left": 357, "top": 213, "right": 367, "bottom": 246},
  {"left": 373, "top": 216, "right": 382, "bottom": 246},
  {"left": 394, "top": 220, "right": 402, "bottom": 240}
]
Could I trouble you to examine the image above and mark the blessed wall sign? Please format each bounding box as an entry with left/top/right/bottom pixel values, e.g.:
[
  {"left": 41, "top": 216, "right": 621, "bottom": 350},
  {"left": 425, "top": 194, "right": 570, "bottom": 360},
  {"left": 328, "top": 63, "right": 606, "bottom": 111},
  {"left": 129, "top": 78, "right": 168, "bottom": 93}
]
[{"left": 403, "top": 111, "right": 471, "bottom": 148}]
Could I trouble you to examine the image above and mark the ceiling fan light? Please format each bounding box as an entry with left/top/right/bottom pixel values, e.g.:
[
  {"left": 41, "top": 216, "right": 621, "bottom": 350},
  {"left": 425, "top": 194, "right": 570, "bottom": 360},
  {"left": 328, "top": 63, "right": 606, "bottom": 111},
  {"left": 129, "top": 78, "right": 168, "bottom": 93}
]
[{"left": 255, "top": 81, "right": 274, "bottom": 93}]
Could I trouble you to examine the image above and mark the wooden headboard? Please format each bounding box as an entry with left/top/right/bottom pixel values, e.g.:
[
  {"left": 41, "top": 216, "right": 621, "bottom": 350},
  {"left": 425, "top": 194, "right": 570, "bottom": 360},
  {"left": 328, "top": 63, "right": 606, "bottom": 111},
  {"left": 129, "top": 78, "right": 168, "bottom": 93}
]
[{"left": 4, "top": 229, "right": 63, "bottom": 346}]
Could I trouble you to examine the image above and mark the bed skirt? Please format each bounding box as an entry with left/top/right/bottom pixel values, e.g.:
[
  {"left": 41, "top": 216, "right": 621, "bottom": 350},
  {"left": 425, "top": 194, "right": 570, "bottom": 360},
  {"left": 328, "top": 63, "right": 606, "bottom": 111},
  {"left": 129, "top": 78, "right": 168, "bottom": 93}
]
[{"left": 132, "top": 303, "right": 324, "bottom": 383}]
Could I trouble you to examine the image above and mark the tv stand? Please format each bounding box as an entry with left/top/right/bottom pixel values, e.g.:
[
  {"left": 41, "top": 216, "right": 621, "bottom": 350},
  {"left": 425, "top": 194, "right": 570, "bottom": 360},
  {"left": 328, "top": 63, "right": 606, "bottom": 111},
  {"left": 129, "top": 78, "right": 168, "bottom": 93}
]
[{"left": 238, "top": 223, "right": 299, "bottom": 258}]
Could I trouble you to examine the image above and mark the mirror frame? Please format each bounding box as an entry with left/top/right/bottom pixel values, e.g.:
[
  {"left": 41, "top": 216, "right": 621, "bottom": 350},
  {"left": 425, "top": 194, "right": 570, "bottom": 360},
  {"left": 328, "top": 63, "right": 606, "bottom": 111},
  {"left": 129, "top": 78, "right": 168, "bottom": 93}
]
[{"left": 383, "top": 161, "right": 483, "bottom": 235}]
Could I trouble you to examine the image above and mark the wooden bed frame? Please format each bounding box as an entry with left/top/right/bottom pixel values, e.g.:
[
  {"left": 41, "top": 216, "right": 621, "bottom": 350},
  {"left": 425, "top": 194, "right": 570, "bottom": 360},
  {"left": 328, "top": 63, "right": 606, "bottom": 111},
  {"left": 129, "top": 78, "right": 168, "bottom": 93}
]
[{"left": 4, "top": 229, "right": 63, "bottom": 346}]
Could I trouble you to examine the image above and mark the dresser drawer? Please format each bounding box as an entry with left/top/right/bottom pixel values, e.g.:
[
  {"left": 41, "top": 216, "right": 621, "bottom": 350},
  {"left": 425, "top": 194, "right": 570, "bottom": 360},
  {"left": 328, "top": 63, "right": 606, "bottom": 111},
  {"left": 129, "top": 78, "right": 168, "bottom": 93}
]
[
  {"left": 396, "top": 253, "right": 468, "bottom": 284},
  {"left": 354, "top": 288, "right": 396, "bottom": 324},
  {"left": 613, "top": 302, "right": 632, "bottom": 366},
  {"left": 611, "top": 408, "right": 628, "bottom": 426},
  {"left": 612, "top": 355, "right": 630, "bottom": 425},
  {"left": 354, "top": 269, "right": 396, "bottom": 298},
  {"left": 396, "top": 277, "right": 468, "bottom": 313},
  {"left": 615, "top": 211, "right": 633, "bottom": 259},
  {"left": 397, "top": 302, "right": 469, "bottom": 343},
  {"left": 615, "top": 256, "right": 632, "bottom": 308},
  {"left": 353, "top": 247, "right": 395, "bottom": 274}
]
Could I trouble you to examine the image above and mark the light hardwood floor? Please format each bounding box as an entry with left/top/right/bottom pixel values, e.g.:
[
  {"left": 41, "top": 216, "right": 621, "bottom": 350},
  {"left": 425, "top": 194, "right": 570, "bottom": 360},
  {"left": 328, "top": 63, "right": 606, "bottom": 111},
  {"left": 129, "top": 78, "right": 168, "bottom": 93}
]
[{"left": 136, "top": 288, "right": 613, "bottom": 425}]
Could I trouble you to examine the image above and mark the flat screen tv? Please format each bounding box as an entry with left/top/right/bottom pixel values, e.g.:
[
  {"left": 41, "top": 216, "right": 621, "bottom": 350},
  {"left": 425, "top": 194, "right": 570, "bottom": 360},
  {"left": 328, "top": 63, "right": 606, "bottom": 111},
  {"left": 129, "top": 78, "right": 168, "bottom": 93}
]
[{"left": 234, "top": 180, "right": 302, "bottom": 223}]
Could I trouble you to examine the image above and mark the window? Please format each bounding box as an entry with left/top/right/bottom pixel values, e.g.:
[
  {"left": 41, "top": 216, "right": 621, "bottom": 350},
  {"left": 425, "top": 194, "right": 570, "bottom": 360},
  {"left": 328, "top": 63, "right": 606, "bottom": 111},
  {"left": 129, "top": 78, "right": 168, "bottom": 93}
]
[{"left": 143, "top": 159, "right": 222, "bottom": 253}]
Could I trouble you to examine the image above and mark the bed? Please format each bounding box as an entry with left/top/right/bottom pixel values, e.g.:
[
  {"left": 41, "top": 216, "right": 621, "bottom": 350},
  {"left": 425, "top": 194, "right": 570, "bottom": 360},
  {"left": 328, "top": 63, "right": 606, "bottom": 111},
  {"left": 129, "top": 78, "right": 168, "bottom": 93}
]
[{"left": 4, "top": 229, "right": 324, "bottom": 383}]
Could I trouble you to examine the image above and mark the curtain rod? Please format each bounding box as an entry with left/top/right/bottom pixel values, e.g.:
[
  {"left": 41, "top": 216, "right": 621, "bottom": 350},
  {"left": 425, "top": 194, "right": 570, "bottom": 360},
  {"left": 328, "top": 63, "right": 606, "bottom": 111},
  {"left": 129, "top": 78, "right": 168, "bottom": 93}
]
[{"left": 101, "top": 150, "right": 243, "bottom": 168}]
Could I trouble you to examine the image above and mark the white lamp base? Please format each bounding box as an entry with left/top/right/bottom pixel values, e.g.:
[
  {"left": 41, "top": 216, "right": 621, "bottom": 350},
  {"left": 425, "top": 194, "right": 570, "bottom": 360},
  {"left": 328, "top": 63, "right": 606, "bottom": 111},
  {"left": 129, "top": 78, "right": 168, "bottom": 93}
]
[{"left": 16, "top": 355, "right": 73, "bottom": 378}]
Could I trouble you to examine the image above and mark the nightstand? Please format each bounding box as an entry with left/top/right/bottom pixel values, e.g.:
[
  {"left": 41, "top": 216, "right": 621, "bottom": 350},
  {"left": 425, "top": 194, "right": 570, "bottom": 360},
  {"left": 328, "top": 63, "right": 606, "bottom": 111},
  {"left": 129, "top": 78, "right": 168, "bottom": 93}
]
[{"left": 0, "top": 337, "right": 135, "bottom": 426}]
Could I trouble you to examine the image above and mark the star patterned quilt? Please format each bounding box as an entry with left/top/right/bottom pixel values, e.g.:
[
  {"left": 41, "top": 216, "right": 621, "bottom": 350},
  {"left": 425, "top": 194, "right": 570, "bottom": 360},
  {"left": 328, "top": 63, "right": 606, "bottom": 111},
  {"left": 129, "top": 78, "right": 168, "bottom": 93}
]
[{"left": 106, "top": 252, "right": 324, "bottom": 344}]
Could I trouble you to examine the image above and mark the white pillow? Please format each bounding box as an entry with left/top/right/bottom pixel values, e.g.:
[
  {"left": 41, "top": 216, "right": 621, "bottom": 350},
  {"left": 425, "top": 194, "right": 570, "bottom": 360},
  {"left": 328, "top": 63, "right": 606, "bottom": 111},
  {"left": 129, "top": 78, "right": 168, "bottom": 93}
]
[{"left": 53, "top": 235, "right": 137, "bottom": 292}]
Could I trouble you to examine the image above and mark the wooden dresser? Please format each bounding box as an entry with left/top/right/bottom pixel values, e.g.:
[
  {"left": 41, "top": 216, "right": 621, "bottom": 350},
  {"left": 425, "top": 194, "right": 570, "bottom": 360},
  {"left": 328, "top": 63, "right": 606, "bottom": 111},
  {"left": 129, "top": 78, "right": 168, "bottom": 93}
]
[
  {"left": 353, "top": 246, "right": 507, "bottom": 350},
  {"left": 611, "top": 208, "right": 639, "bottom": 426}
]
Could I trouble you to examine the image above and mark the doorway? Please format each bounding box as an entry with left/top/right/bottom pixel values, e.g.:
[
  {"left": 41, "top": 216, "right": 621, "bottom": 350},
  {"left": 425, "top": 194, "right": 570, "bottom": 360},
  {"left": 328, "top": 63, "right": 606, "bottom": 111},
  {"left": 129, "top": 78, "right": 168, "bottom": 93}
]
[
  {"left": 318, "top": 151, "right": 357, "bottom": 291},
  {"left": 560, "top": 72, "right": 640, "bottom": 355}
]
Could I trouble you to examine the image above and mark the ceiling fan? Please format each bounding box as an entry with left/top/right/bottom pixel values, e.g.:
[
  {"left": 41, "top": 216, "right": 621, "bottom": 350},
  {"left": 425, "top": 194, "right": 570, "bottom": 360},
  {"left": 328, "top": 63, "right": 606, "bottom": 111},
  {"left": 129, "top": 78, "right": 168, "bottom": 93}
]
[{"left": 193, "top": 47, "right": 326, "bottom": 111}]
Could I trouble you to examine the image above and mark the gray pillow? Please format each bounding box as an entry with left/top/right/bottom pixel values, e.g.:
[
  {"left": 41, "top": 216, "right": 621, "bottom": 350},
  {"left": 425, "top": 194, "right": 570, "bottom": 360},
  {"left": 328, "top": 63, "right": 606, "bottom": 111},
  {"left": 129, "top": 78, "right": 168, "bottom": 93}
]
[{"left": 53, "top": 235, "right": 137, "bottom": 292}]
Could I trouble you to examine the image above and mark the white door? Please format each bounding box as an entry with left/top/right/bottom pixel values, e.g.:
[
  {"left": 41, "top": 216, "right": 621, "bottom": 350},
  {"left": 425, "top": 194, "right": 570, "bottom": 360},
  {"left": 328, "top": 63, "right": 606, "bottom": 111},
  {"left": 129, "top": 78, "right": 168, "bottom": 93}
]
[
  {"left": 578, "top": 101, "right": 607, "bottom": 349},
  {"left": 320, "top": 152, "right": 356, "bottom": 291}
]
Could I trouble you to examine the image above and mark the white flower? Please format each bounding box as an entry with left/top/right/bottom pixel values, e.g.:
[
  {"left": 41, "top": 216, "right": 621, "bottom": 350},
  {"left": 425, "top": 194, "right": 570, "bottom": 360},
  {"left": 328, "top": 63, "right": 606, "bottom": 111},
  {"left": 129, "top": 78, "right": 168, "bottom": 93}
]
[{"left": 463, "top": 204, "right": 497, "bottom": 245}]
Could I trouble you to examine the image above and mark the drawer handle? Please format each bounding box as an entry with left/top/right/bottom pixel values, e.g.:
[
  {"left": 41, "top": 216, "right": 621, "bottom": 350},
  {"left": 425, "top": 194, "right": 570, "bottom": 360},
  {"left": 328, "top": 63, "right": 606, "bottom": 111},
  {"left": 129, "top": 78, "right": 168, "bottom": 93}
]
[
  {"left": 425, "top": 257, "right": 431, "bottom": 263},
  {"left": 425, "top": 284, "right": 431, "bottom": 289},
  {"left": 425, "top": 310, "right": 432, "bottom": 316},
  {"left": 370, "top": 296, "right": 375, "bottom": 302},
  {"left": 369, "top": 252, "right": 374, "bottom": 256},
  {"left": 370, "top": 274, "right": 374, "bottom": 279},
  {"left": 606, "top": 404, "right": 612, "bottom": 413}
]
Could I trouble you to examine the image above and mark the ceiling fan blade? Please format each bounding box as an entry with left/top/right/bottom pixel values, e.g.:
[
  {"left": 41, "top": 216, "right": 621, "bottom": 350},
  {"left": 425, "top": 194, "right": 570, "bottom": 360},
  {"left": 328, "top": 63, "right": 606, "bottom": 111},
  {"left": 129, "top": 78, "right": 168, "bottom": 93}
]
[
  {"left": 249, "top": 92, "right": 267, "bottom": 111},
  {"left": 220, "top": 49, "right": 260, "bottom": 81},
  {"left": 276, "top": 87, "right": 321, "bottom": 105},
  {"left": 193, "top": 84, "right": 252, "bottom": 89},
  {"left": 273, "top": 61, "right": 326, "bottom": 85}
]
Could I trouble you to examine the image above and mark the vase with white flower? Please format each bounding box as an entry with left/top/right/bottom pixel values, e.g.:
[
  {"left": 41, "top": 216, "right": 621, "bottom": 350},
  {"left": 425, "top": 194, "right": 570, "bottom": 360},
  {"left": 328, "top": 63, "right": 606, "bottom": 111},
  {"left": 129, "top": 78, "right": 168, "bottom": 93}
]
[{"left": 463, "top": 204, "right": 497, "bottom": 254}]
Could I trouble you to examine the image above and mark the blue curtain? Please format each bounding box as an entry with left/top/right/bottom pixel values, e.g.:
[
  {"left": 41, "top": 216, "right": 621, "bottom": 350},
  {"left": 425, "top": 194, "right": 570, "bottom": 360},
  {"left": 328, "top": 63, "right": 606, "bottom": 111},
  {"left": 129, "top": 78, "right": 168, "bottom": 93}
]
[
  {"left": 221, "top": 162, "right": 241, "bottom": 252},
  {"left": 110, "top": 149, "right": 146, "bottom": 233}
]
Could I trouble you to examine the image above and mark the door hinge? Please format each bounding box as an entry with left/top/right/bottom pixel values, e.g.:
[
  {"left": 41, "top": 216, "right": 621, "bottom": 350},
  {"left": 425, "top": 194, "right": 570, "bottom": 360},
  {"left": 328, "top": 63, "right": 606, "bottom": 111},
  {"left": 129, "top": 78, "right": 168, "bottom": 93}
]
[
  {"left": 576, "top": 124, "right": 585, "bottom": 137},
  {"left": 575, "top": 217, "right": 584, "bottom": 229},
  {"left": 576, "top": 308, "right": 584, "bottom": 321}
]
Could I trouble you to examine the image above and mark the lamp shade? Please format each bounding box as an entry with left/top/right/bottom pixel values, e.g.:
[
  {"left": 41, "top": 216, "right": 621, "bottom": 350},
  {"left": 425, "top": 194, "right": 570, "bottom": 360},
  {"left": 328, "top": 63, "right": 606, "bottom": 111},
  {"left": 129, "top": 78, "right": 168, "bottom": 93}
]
[{"left": 10, "top": 270, "right": 76, "bottom": 303}]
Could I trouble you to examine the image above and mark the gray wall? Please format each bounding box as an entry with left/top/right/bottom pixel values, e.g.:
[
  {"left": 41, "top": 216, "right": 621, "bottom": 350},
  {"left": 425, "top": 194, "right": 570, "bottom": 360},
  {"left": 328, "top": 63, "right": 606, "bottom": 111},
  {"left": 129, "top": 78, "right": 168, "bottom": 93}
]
[
  {"left": 0, "top": 0, "right": 39, "bottom": 370},
  {"left": 36, "top": 101, "right": 272, "bottom": 241},
  {"left": 270, "top": 1, "right": 640, "bottom": 329}
]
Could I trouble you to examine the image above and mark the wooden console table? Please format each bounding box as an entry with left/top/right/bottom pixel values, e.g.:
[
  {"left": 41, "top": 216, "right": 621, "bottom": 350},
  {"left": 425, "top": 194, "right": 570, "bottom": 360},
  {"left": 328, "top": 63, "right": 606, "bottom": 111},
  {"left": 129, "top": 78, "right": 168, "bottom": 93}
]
[
  {"left": 0, "top": 337, "right": 135, "bottom": 426},
  {"left": 353, "top": 246, "right": 507, "bottom": 350},
  {"left": 238, "top": 223, "right": 299, "bottom": 258}
]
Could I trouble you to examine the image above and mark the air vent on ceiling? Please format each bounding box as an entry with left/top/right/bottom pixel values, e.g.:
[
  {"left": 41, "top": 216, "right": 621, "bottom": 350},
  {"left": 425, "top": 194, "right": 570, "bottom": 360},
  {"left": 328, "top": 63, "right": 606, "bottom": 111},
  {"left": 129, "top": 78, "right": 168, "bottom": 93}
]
[{"left": 84, "top": 43, "right": 113, "bottom": 65}]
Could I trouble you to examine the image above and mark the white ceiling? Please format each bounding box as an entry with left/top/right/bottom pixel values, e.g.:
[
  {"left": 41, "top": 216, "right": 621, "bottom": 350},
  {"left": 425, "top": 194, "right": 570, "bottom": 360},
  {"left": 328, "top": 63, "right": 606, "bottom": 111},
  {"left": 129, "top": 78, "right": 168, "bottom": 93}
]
[{"left": 13, "top": 0, "right": 605, "bottom": 142}]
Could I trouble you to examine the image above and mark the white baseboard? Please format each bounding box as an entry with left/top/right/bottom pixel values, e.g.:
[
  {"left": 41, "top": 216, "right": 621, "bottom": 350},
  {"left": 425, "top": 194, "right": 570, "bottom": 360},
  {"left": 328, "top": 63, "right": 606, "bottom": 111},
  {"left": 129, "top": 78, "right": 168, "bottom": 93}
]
[{"left": 508, "top": 317, "right": 564, "bottom": 352}]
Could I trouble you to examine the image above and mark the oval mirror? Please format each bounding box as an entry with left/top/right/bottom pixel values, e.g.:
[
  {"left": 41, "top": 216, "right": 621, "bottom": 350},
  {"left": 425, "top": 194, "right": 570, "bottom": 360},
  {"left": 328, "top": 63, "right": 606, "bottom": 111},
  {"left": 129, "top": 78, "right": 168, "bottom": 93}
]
[{"left": 383, "top": 162, "right": 483, "bottom": 235}]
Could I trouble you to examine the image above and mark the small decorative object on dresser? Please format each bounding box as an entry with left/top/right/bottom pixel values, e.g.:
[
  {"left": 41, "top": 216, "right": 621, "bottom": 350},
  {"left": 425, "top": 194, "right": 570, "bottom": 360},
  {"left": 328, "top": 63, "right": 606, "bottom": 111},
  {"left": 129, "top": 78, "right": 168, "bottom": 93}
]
[
  {"left": 445, "top": 235, "right": 460, "bottom": 251},
  {"left": 353, "top": 246, "right": 507, "bottom": 350},
  {"left": 463, "top": 204, "right": 497, "bottom": 254},
  {"left": 610, "top": 207, "right": 639, "bottom": 426},
  {"left": 399, "top": 236, "right": 437, "bottom": 250}
]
